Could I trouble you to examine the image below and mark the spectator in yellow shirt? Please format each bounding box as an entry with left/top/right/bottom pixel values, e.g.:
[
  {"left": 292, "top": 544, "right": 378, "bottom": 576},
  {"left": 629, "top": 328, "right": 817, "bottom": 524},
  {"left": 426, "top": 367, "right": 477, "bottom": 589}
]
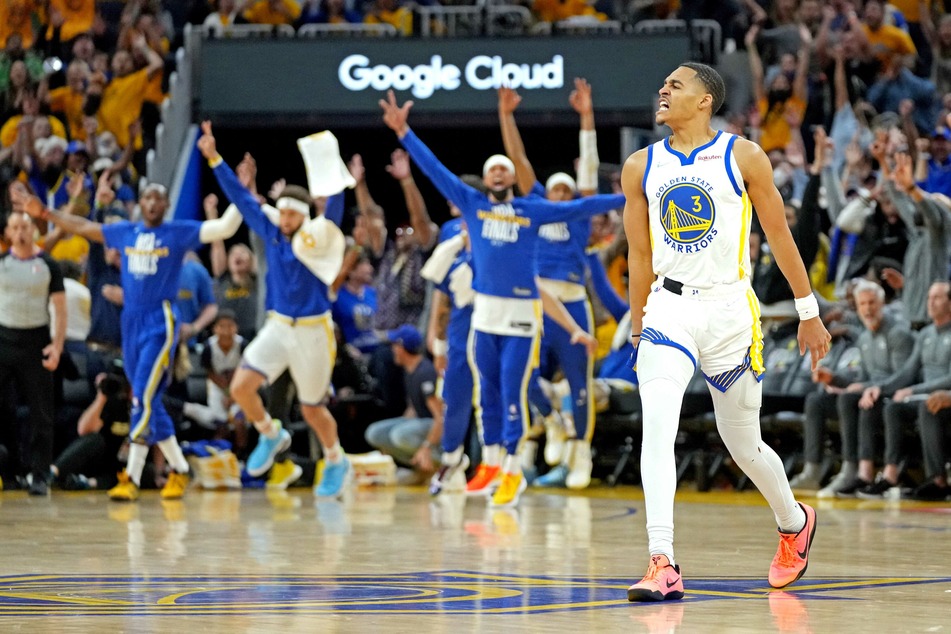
[
  {"left": 45, "top": 61, "right": 102, "bottom": 142},
  {"left": 860, "top": 0, "right": 917, "bottom": 69},
  {"left": 243, "top": 0, "right": 302, "bottom": 25},
  {"left": 0, "top": 0, "right": 40, "bottom": 49},
  {"left": 97, "top": 36, "right": 164, "bottom": 150},
  {"left": 364, "top": 0, "right": 412, "bottom": 36},
  {"left": 532, "top": 0, "right": 606, "bottom": 24},
  {"left": 46, "top": 0, "right": 96, "bottom": 43},
  {"left": 747, "top": 23, "right": 811, "bottom": 154}
]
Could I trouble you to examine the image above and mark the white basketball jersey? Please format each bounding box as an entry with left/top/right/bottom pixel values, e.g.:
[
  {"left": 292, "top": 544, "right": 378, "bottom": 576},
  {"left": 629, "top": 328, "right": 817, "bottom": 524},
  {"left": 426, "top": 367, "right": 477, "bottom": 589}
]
[{"left": 642, "top": 131, "right": 752, "bottom": 287}]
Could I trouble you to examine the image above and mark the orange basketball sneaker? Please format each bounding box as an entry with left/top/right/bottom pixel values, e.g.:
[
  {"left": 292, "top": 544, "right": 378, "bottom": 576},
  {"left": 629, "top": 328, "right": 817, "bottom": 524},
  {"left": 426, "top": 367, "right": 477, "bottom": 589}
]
[
  {"left": 769, "top": 503, "right": 817, "bottom": 589},
  {"left": 627, "top": 555, "right": 684, "bottom": 602},
  {"left": 465, "top": 463, "right": 501, "bottom": 496}
]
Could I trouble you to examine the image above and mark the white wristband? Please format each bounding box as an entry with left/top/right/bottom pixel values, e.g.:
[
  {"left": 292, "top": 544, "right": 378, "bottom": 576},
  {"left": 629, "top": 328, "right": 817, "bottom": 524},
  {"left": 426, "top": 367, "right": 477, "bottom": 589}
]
[
  {"left": 795, "top": 294, "right": 820, "bottom": 321},
  {"left": 432, "top": 338, "right": 448, "bottom": 356}
]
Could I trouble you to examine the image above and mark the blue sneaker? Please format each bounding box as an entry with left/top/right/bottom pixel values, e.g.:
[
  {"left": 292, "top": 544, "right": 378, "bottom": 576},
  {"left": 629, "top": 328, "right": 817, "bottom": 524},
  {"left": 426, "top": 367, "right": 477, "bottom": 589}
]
[
  {"left": 246, "top": 425, "right": 292, "bottom": 478},
  {"left": 533, "top": 464, "right": 568, "bottom": 488},
  {"left": 315, "top": 458, "right": 351, "bottom": 498}
]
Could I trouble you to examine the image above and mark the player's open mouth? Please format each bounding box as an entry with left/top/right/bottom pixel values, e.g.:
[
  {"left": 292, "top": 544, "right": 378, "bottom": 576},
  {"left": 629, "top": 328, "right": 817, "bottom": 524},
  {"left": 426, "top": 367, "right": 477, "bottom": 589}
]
[{"left": 658, "top": 99, "right": 670, "bottom": 112}]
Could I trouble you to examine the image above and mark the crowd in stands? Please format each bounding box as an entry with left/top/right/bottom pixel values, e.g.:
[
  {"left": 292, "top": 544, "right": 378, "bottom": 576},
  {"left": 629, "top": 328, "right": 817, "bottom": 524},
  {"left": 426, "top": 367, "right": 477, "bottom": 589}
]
[{"left": 1, "top": 0, "right": 951, "bottom": 503}]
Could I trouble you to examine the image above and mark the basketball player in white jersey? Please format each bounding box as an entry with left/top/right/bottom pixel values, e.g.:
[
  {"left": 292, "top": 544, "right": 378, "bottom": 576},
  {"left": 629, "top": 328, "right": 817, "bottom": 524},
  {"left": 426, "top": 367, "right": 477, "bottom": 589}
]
[{"left": 621, "top": 62, "right": 831, "bottom": 602}]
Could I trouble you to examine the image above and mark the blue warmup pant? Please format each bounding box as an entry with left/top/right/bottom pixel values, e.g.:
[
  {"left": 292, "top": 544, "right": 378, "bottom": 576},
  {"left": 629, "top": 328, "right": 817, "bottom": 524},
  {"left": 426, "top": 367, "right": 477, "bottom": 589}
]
[
  {"left": 527, "top": 298, "right": 595, "bottom": 441},
  {"left": 122, "top": 301, "right": 179, "bottom": 445},
  {"left": 441, "top": 342, "right": 475, "bottom": 453},
  {"left": 469, "top": 329, "right": 540, "bottom": 456}
]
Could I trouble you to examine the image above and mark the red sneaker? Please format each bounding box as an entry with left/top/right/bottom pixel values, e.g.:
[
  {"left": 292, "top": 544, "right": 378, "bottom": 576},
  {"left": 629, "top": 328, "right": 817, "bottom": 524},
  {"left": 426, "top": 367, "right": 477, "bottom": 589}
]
[
  {"left": 627, "top": 555, "right": 684, "bottom": 602},
  {"left": 769, "top": 503, "right": 817, "bottom": 589},
  {"left": 465, "top": 464, "right": 501, "bottom": 496}
]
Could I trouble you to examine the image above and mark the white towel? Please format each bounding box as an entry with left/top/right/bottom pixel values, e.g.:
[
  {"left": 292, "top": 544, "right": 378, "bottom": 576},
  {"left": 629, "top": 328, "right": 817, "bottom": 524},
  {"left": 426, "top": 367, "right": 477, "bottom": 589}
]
[{"left": 296, "top": 131, "right": 356, "bottom": 197}]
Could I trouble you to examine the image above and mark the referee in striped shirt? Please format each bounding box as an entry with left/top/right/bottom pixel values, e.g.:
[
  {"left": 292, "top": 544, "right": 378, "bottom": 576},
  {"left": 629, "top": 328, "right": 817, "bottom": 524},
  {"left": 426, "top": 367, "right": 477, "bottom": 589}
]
[{"left": 0, "top": 210, "right": 66, "bottom": 496}]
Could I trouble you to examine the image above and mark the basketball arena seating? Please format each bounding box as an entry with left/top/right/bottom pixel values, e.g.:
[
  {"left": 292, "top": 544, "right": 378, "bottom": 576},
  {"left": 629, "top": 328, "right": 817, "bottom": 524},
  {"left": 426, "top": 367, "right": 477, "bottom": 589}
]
[{"left": 591, "top": 320, "right": 839, "bottom": 490}]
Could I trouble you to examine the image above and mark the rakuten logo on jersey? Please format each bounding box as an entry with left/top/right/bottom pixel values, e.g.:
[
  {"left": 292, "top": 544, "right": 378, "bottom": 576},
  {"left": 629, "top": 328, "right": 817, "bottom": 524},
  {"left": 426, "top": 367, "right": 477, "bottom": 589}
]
[{"left": 337, "top": 54, "right": 564, "bottom": 99}]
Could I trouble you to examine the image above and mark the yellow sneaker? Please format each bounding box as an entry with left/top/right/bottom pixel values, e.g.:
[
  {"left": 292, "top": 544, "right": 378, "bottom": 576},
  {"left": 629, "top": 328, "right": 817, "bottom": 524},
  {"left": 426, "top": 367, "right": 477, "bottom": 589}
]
[
  {"left": 267, "top": 459, "right": 303, "bottom": 490},
  {"left": 490, "top": 472, "right": 527, "bottom": 508},
  {"left": 108, "top": 472, "right": 139, "bottom": 501},
  {"left": 161, "top": 472, "right": 190, "bottom": 500}
]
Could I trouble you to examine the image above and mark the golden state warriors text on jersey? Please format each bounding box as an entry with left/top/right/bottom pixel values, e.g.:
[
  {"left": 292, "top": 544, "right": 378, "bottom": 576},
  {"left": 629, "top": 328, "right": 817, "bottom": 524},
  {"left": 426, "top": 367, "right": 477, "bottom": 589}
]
[{"left": 642, "top": 131, "right": 753, "bottom": 287}]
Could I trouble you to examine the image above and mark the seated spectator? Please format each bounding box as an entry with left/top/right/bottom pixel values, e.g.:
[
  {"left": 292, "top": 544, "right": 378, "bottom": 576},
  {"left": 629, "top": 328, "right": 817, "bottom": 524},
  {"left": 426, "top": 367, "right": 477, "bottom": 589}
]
[
  {"left": 176, "top": 252, "right": 219, "bottom": 348},
  {"left": 913, "top": 389, "right": 951, "bottom": 500},
  {"left": 856, "top": 281, "right": 951, "bottom": 498},
  {"left": 332, "top": 253, "right": 380, "bottom": 355},
  {"left": 96, "top": 39, "right": 163, "bottom": 152},
  {"left": 203, "top": 0, "right": 241, "bottom": 35},
  {"left": 363, "top": 0, "right": 412, "bottom": 36},
  {"left": 298, "top": 0, "right": 362, "bottom": 25},
  {"left": 242, "top": 0, "right": 302, "bottom": 25},
  {"left": 790, "top": 280, "right": 915, "bottom": 496},
  {"left": 182, "top": 310, "right": 248, "bottom": 448},
  {"left": 364, "top": 325, "right": 442, "bottom": 482}
]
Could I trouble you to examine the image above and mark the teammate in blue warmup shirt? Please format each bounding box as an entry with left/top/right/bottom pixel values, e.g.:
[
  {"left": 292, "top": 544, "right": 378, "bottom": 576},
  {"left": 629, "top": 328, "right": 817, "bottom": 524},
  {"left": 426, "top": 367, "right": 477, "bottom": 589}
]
[
  {"left": 498, "top": 81, "right": 603, "bottom": 490},
  {"left": 12, "top": 182, "right": 244, "bottom": 501},
  {"left": 198, "top": 123, "right": 352, "bottom": 499},
  {"left": 381, "top": 90, "right": 623, "bottom": 507}
]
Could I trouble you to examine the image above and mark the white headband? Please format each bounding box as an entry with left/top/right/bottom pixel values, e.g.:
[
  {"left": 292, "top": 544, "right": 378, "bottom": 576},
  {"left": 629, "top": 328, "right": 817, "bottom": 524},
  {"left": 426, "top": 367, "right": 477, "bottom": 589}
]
[
  {"left": 276, "top": 197, "right": 310, "bottom": 216},
  {"left": 482, "top": 154, "right": 515, "bottom": 177},
  {"left": 545, "top": 172, "right": 577, "bottom": 193}
]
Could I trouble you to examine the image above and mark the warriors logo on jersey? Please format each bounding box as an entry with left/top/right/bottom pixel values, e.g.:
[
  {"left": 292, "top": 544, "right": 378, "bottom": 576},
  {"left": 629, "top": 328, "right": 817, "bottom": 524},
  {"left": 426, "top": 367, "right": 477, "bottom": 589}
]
[{"left": 659, "top": 183, "right": 715, "bottom": 246}]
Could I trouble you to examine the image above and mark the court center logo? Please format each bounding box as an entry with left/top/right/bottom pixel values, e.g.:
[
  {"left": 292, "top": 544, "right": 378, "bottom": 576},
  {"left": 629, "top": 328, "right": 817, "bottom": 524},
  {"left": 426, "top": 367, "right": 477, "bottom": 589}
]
[{"left": 659, "top": 183, "right": 715, "bottom": 246}]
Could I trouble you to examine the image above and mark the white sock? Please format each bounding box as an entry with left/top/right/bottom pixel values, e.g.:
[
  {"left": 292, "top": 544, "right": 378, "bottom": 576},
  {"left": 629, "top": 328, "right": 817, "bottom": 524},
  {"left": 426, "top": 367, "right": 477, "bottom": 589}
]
[
  {"left": 443, "top": 447, "right": 464, "bottom": 466},
  {"left": 324, "top": 440, "right": 343, "bottom": 464},
  {"left": 254, "top": 415, "right": 279, "bottom": 439},
  {"left": 126, "top": 443, "right": 149, "bottom": 486},
  {"left": 502, "top": 453, "right": 521, "bottom": 476},
  {"left": 518, "top": 440, "right": 537, "bottom": 471},
  {"left": 482, "top": 444, "right": 501, "bottom": 467},
  {"left": 157, "top": 436, "right": 190, "bottom": 474}
]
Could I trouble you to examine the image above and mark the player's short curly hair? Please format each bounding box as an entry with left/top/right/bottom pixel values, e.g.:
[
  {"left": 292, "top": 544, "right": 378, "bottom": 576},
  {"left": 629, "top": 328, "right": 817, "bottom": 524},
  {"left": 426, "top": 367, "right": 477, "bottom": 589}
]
[{"left": 680, "top": 62, "right": 726, "bottom": 115}]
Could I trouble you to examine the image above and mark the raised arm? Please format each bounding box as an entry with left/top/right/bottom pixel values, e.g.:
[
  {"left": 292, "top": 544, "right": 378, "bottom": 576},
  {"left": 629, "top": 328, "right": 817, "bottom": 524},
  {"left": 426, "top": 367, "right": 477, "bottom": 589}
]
[
  {"left": 348, "top": 154, "right": 387, "bottom": 258},
  {"left": 792, "top": 25, "right": 812, "bottom": 102},
  {"left": 735, "top": 137, "right": 831, "bottom": 369},
  {"left": 527, "top": 192, "right": 626, "bottom": 224},
  {"left": 198, "top": 121, "right": 274, "bottom": 240},
  {"left": 12, "top": 188, "right": 104, "bottom": 242},
  {"left": 386, "top": 148, "right": 437, "bottom": 249},
  {"left": 745, "top": 25, "right": 766, "bottom": 104},
  {"left": 571, "top": 78, "right": 599, "bottom": 196},
  {"left": 621, "top": 149, "right": 652, "bottom": 343},
  {"left": 498, "top": 86, "right": 538, "bottom": 196},
  {"left": 380, "top": 90, "right": 480, "bottom": 213}
]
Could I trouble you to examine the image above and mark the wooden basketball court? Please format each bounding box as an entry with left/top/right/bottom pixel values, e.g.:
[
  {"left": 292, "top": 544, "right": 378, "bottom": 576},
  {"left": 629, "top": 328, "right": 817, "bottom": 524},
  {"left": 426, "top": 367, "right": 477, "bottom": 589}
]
[{"left": 1, "top": 484, "right": 948, "bottom": 631}]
